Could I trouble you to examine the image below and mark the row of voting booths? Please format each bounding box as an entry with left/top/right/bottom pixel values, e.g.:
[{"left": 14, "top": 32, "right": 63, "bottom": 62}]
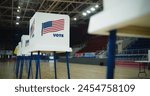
[
  {"left": 14, "top": 0, "right": 150, "bottom": 79},
  {"left": 14, "top": 12, "right": 72, "bottom": 79}
]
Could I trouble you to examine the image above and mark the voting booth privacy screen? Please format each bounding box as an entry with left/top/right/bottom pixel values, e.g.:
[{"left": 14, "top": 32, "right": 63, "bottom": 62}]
[
  {"left": 29, "top": 12, "right": 72, "bottom": 53},
  {"left": 21, "top": 35, "right": 30, "bottom": 56},
  {"left": 88, "top": 0, "right": 150, "bottom": 38},
  {"left": 17, "top": 42, "right": 22, "bottom": 56}
]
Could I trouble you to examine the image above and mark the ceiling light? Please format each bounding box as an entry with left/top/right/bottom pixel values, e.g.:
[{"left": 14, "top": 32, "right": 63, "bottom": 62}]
[
  {"left": 82, "top": 12, "right": 87, "bottom": 16},
  {"left": 95, "top": 5, "right": 99, "bottom": 8},
  {"left": 17, "top": 9, "right": 20, "bottom": 12},
  {"left": 73, "top": 18, "right": 77, "bottom": 21},
  {"left": 16, "top": 16, "right": 20, "bottom": 19},
  {"left": 90, "top": 7, "right": 95, "bottom": 11},
  {"left": 18, "top": 6, "right": 20, "bottom": 9},
  {"left": 86, "top": 10, "right": 91, "bottom": 14},
  {"left": 16, "top": 22, "right": 19, "bottom": 25}
]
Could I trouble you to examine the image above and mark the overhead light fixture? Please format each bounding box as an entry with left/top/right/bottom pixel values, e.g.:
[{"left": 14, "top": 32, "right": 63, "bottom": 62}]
[
  {"left": 86, "top": 10, "right": 91, "bottom": 14},
  {"left": 73, "top": 18, "right": 77, "bottom": 21},
  {"left": 82, "top": 12, "right": 87, "bottom": 16},
  {"left": 90, "top": 7, "right": 96, "bottom": 11},
  {"left": 16, "top": 22, "right": 19, "bottom": 25},
  {"left": 17, "top": 9, "right": 20, "bottom": 12},
  {"left": 95, "top": 5, "right": 99, "bottom": 8},
  {"left": 18, "top": 6, "right": 20, "bottom": 9},
  {"left": 16, "top": 16, "right": 20, "bottom": 19}
]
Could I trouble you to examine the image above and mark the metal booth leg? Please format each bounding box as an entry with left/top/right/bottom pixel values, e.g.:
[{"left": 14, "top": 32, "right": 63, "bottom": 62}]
[
  {"left": 35, "top": 51, "right": 40, "bottom": 79},
  {"left": 19, "top": 56, "right": 24, "bottom": 79},
  {"left": 24, "top": 56, "right": 28, "bottom": 74},
  {"left": 106, "top": 30, "right": 117, "bottom": 79},
  {"left": 16, "top": 56, "right": 20, "bottom": 79},
  {"left": 39, "top": 57, "right": 42, "bottom": 79},
  {"left": 54, "top": 51, "right": 57, "bottom": 79},
  {"left": 66, "top": 52, "right": 71, "bottom": 79},
  {"left": 28, "top": 52, "right": 33, "bottom": 79}
]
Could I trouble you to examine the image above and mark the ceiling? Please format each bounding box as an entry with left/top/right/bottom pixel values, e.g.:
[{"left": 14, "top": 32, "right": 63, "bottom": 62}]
[
  {"left": 0, "top": 0, "right": 103, "bottom": 50},
  {"left": 0, "top": 0, "right": 103, "bottom": 29}
]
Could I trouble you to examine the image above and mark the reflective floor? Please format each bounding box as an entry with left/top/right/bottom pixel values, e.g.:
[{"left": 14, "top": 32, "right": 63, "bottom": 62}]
[
  {"left": 0, "top": 60, "right": 16, "bottom": 79},
  {"left": 0, "top": 60, "right": 150, "bottom": 79}
]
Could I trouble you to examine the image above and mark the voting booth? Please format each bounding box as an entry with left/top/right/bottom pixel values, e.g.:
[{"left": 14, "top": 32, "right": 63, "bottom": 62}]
[
  {"left": 29, "top": 12, "right": 72, "bottom": 53},
  {"left": 88, "top": 0, "right": 150, "bottom": 37},
  {"left": 17, "top": 42, "right": 22, "bottom": 56},
  {"left": 15, "top": 37, "right": 33, "bottom": 79},
  {"left": 26, "top": 12, "right": 72, "bottom": 79},
  {"left": 14, "top": 45, "right": 19, "bottom": 56},
  {"left": 88, "top": 0, "right": 150, "bottom": 79},
  {"left": 21, "top": 35, "right": 30, "bottom": 56},
  {"left": 21, "top": 35, "right": 30, "bottom": 55},
  {"left": 15, "top": 42, "right": 24, "bottom": 79}
]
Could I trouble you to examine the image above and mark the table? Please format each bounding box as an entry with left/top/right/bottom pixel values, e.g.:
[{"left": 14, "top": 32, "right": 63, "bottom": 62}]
[{"left": 134, "top": 60, "right": 150, "bottom": 77}]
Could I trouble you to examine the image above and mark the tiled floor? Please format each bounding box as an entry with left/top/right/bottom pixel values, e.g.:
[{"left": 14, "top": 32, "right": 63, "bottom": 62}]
[{"left": 0, "top": 60, "right": 150, "bottom": 79}]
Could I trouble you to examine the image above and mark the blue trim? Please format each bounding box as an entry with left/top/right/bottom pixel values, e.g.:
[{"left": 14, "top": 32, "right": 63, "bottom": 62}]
[
  {"left": 66, "top": 52, "right": 71, "bottom": 79},
  {"left": 106, "top": 30, "right": 116, "bottom": 79}
]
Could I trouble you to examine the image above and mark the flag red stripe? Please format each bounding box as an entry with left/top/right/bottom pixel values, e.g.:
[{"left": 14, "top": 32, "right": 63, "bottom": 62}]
[{"left": 42, "top": 19, "right": 64, "bottom": 34}]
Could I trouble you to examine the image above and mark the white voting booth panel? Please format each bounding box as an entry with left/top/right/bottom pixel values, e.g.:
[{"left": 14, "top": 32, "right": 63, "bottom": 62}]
[
  {"left": 14, "top": 45, "right": 19, "bottom": 56},
  {"left": 29, "top": 12, "right": 72, "bottom": 53},
  {"left": 17, "top": 42, "right": 22, "bottom": 56},
  {"left": 21, "top": 35, "right": 30, "bottom": 56},
  {"left": 88, "top": 0, "right": 150, "bottom": 37}
]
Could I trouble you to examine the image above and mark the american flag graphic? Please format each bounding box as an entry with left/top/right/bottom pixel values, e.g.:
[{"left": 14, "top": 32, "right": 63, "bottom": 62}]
[{"left": 42, "top": 19, "right": 64, "bottom": 35}]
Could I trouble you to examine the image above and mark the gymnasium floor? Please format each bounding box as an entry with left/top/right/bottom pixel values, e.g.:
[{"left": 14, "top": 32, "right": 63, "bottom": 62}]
[{"left": 0, "top": 60, "right": 150, "bottom": 79}]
